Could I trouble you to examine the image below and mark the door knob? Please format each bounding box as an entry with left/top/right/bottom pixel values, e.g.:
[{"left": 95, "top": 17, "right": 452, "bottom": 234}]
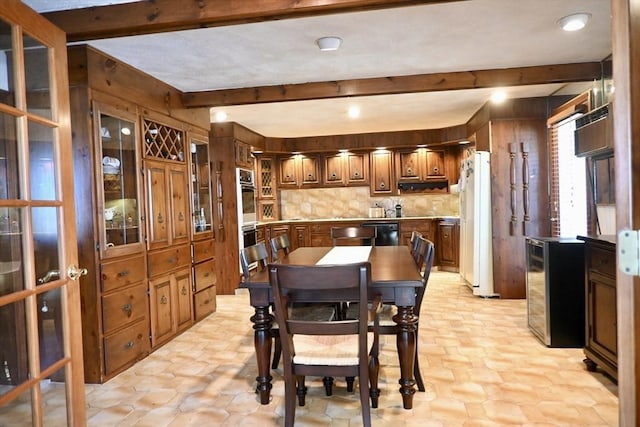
[{"left": 67, "top": 265, "right": 88, "bottom": 281}]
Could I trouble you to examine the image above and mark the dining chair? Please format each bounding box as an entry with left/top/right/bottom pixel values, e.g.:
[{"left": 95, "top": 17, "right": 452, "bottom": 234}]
[
  {"left": 269, "top": 234, "right": 290, "bottom": 261},
  {"left": 347, "top": 236, "right": 435, "bottom": 403},
  {"left": 240, "top": 242, "right": 336, "bottom": 370},
  {"left": 409, "top": 230, "right": 422, "bottom": 258},
  {"left": 268, "top": 262, "right": 381, "bottom": 427},
  {"left": 331, "top": 226, "right": 377, "bottom": 246}
]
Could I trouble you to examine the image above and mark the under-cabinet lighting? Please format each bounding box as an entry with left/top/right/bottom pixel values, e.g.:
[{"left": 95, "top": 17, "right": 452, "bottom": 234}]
[{"left": 348, "top": 105, "right": 360, "bottom": 119}]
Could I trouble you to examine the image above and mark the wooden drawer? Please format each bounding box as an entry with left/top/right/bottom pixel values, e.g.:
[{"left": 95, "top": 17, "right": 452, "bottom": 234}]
[
  {"left": 102, "top": 282, "right": 148, "bottom": 335},
  {"left": 193, "top": 239, "right": 214, "bottom": 263},
  {"left": 193, "top": 259, "right": 216, "bottom": 292},
  {"left": 101, "top": 255, "right": 146, "bottom": 293},
  {"left": 310, "top": 222, "right": 359, "bottom": 234},
  {"left": 104, "top": 319, "right": 149, "bottom": 376},
  {"left": 194, "top": 286, "right": 216, "bottom": 321},
  {"left": 148, "top": 244, "right": 191, "bottom": 277},
  {"left": 588, "top": 245, "right": 616, "bottom": 278}
]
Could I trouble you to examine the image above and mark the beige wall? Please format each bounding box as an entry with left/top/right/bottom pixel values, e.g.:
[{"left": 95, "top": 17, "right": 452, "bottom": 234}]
[{"left": 279, "top": 187, "right": 459, "bottom": 219}]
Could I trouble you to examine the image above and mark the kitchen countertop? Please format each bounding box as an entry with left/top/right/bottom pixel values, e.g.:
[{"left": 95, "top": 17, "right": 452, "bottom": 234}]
[{"left": 258, "top": 216, "right": 459, "bottom": 225}]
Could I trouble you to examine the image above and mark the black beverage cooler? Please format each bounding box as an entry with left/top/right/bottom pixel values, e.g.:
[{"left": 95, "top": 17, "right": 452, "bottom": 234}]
[{"left": 525, "top": 237, "right": 585, "bottom": 348}]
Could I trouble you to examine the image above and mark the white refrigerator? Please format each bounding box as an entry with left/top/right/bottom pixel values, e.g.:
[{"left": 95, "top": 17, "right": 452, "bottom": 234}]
[{"left": 459, "top": 149, "right": 496, "bottom": 297}]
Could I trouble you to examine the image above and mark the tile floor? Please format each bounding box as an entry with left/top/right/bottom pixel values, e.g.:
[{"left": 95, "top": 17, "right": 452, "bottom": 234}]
[{"left": 3, "top": 272, "right": 619, "bottom": 426}]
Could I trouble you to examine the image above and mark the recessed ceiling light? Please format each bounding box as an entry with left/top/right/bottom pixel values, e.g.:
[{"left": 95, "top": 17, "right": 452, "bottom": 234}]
[
  {"left": 348, "top": 105, "right": 360, "bottom": 118},
  {"left": 490, "top": 90, "right": 507, "bottom": 103},
  {"left": 558, "top": 13, "right": 591, "bottom": 32},
  {"left": 214, "top": 111, "right": 227, "bottom": 122},
  {"left": 316, "top": 36, "right": 342, "bottom": 51}
]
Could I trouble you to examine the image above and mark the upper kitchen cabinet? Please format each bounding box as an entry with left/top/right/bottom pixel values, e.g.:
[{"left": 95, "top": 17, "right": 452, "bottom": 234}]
[
  {"left": 278, "top": 153, "right": 321, "bottom": 188},
  {"left": 370, "top": 149, "right": 395, "bottom": 196},
  {"left": 143, "top": 116, "right": 190, "bottom": 250},
  {"left": 94, "top": 102, "right": 145, "bottom": 259},
  {"left": 396, "top": 148, "right": 450, "bottom": 193},
  {"left": 323, "top": 151, "right": 369, "bottom": 187},
  {"left": 235, "top": 140, "right": 254, "bottom": 169},
  {"left": 189, "top": 132, "right": 213, "bottom": 239},
  {"left": 396, "top": 148, "right": 446, "bottom": 181}
]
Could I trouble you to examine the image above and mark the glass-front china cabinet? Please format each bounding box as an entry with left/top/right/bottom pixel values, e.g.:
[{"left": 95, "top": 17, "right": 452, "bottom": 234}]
[
  {"left": 95, "top": 103, "right": 144, "bottom": 259},
  {"left": 190, "top": 135, "right": 213, "bottom": 237}
]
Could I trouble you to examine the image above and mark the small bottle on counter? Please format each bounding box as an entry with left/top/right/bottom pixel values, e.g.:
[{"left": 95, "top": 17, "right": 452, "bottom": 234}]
[{"left": 395, "top": 204, "right": 402, "bottom": 218}]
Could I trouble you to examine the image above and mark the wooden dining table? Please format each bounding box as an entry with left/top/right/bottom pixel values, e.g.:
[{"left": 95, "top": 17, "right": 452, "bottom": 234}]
[{"left": 240, "top": 245, "right": 424, "bottom": 410}]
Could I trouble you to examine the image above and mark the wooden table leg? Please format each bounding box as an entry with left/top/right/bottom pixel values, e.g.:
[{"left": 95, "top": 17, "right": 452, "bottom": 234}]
[
  {"left": 393, "top": 305, "right": 418, "bottom": 410},
  {"left": 250, "top": 305, "right": 273, "bottom": 404}
]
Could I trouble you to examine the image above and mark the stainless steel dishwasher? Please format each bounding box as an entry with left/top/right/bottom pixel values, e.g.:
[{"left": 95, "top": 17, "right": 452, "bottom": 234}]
[{"left": 362, "top": 222, "right": 399, "bottom": 246}]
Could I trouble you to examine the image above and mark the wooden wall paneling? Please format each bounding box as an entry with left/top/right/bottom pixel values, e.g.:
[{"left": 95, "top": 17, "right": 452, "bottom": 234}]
[
  {"left": 67, "top": 45, "right": 209, "bottom": 130},
  {"left": 210, "top": 124, "right": 241, "bottom": 295},
  {"left": 489, "top": 119, "right": 549, "bottom": 299},
  {"left": 611, "top": 0, "right": 640, "bottom": 423}
]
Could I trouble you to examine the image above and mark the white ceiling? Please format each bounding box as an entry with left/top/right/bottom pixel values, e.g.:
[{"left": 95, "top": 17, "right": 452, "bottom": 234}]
[{"left": 24, "top": 0, "right": 612, "bottom": 138}]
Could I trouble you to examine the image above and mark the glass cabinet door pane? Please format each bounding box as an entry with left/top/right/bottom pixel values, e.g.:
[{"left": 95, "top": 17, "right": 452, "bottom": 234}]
[
  {"left": 100, "top": 112, "right": 141, "bottom": 253},
  {"left": 191, "top": 140, "right": 212, "bottom": 235},
  {"left": 0, "top": 112, "right": 19, "bottom": 200},
  {"left": 23, "top": 34, "right": 51, "bottom": 120},
  {"left": 0, "top": 19, "right": 16, "bottom": 108}
]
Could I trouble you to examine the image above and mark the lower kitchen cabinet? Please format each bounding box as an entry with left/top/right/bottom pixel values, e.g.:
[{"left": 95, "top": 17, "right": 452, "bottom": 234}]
[
  {"left": 437, "top": 219, "right": 459, "bottom": 272},
  {"left": 148, "top": 244, "right": 193, "bottom": 347},
  {"left": 399, "top": 219, "right": 435, "bottom": 248},
  {"left": 579, "top": 235, "right": 617, "bottom": 381},
  {"left": 192, "top": 238, "right": 217, "bottom": 321},
  {"left": 95, "top": 255, "right": 150, "bottom": 381}
]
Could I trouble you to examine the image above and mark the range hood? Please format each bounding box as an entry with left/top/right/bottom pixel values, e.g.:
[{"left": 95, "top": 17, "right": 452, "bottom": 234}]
[{"left": 398, "top": 180, "right": 449, "bottom": 192}]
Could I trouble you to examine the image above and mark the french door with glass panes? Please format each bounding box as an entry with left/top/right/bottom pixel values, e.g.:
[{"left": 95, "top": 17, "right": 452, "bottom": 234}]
[{"left": 0, "top": 1, "right": 87, "bottom": 426}]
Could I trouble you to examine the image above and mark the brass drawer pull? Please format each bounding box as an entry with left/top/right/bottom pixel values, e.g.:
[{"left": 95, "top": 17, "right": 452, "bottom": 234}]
[
  {"left": 118, "top": 270, "right": 130, "bottom": 277},
  {"left": 181, "top": 286, "right": 188, "bottom": 296},
  {"left": 122, "top": 303, "right": 132, "bottom": 314},
  {"left": 179, "top": 212, "right": 184, "bottom": 221},
  {"left": 124, "top": 341, "right": 135, "bottom": 349},
  {"left": 168, "top": 257, "right": 177, "bottom": 264},
  {"left": 157, "top": 213, "right": 164, "bottom": 224},
  {"left": 160, "top": 295, "right": 168, "bottom": 304},
  {"left": 203, "top": 272, "right": 210, "bottom": 277}
]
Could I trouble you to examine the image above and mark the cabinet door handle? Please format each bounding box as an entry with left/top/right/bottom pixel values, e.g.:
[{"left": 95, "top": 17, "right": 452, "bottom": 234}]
[
  {"left": 353, "top": 171, "right": 360, "bottom": 177},
  {"left": 168, "top": 257, "right": 177, "bottom": 264},
  {"left": 160, "top": 295, "right": 168, "bottom": 304},
  {"left": 118, "top": 269, "right": 130, "bottom": 277},
  {"left": 124, "top": 341, "right": 135, "bottom": 349},
  {"left": 203, "top": 272, "right": 210, "bottom": 277},
  {"left": 406, "top": 167, "right": 413, "bottom": 174},
  {"left": 379, "top": 181, "right": 386, "bottom": 189},
  {"left": 157, "top": 213, "right": 164, "bottom": 224},
  {"left": 178, "top": 212, "right": 184, "bottom": 221},
  {"left": 181, "top": 286, "right": 188, "bottom": 295}
]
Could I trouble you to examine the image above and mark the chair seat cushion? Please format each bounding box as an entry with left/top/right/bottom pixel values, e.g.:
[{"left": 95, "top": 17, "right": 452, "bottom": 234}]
[{"left": 293, "top": 332, "right": 374, "bottom": 366}]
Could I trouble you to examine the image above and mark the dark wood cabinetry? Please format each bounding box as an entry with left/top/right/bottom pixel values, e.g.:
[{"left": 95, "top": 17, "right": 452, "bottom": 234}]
[
  {"left": 278, "top": 154, "right": 321, "bottom": 188},
  {"left": 399, "top": 219, "right": 435, "bottom": 248},
  {"left": 370, "top": 150, "right": 395, "bottom": 195},
  {"left": 579, "top": 236, "right": 617, "bottom": 380},
  {"left": 396, "top": 148, "right": 446, "bottom": 181},
  {"left": 323, "top": 152, "right": 369, "bottom": 186},
  {"left": 437, "top": 219, "right": 459, "bottom": 272}
]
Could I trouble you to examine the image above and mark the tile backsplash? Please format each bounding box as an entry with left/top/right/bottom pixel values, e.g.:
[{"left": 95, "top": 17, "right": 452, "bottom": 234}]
[{"left": 279, "top": 187, "right": 459, "bottom": 219}]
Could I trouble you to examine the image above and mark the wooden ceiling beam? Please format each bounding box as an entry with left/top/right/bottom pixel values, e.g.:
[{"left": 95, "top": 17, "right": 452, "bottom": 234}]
[
  {"left": 43, "top": 0, "right": 463, "bottom": 42},
  {"left": 181, "top": 62, "right": 603, "bottom": 108}
]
